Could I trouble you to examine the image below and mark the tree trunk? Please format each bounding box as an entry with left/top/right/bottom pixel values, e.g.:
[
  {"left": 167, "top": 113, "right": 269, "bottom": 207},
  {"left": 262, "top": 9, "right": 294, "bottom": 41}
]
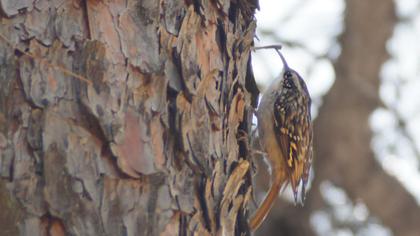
[{"left": 0, "top": 1, "right": 259, "bottom": 235}]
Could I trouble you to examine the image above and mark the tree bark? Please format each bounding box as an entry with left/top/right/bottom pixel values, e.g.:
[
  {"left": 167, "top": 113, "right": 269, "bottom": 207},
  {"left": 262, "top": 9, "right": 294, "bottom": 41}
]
[{"left": 0, "top": 0, "right": 259, "bottom": 235}]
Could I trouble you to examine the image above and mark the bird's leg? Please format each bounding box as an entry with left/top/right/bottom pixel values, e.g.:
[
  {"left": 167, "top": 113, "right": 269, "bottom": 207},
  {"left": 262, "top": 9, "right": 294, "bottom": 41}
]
[{"left": 237, "top": 129, "right": 266, "bottom": 158}]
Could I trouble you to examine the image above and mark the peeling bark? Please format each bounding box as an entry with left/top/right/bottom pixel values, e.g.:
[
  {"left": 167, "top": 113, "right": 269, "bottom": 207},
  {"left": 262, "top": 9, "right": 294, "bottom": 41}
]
[{"left": 0, "top": 0, "right": 258, "bottom": 235}]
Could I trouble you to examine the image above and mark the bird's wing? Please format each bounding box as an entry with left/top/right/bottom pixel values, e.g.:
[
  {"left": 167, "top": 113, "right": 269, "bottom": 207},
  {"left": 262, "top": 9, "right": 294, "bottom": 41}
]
[{"left": 273, "top": 95, "right": 312, "bottom": 201}]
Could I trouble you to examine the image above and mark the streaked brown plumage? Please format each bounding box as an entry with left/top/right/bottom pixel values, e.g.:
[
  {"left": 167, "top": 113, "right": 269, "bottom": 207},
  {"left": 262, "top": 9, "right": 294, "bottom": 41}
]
[{"left": 250, "top": 49, "right": 313, "bottom": 230}]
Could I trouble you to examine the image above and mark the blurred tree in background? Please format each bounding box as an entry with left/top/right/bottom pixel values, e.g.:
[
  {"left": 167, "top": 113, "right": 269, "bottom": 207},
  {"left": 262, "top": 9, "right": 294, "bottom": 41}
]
[{"left": 253, "top": 0, "right": 420, "bottom": 236}]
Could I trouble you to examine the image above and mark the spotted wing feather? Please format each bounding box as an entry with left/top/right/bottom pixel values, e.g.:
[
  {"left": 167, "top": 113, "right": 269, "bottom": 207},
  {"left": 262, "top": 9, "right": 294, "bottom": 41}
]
[{"left": 273, "top": 92, "right": 312, "bottom": 202}]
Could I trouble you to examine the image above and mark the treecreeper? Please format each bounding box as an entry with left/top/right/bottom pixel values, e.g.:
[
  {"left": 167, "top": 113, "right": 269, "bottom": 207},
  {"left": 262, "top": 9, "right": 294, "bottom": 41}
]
[{"left": 250, "top": 46, "right": 313, "bottom": 230}]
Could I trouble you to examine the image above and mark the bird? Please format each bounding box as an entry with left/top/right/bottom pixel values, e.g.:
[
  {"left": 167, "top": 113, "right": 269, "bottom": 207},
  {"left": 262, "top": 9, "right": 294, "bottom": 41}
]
[{"left": 249, "top": 46, "right": 313, "bottom": 230}]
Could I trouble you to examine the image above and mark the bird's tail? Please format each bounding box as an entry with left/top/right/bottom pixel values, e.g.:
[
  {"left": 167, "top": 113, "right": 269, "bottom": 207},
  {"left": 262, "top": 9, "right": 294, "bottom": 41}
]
[{"left": 249, "top": 171, "right": 286, "bottom": 230}]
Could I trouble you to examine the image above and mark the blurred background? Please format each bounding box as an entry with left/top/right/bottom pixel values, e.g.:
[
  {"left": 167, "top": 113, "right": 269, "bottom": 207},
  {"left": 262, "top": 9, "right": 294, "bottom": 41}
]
[{"left": 251, "top": 0, "right": 420, "bottom": 235}]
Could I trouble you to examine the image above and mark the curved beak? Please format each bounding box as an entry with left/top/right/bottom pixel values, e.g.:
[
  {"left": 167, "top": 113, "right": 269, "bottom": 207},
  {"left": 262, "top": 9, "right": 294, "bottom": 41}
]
[
  {"left": 252, "top": 44, "right": 290, "bottom": 71},
  {"left": 275, "top": 49, "right": 289, "bottom": 71}
]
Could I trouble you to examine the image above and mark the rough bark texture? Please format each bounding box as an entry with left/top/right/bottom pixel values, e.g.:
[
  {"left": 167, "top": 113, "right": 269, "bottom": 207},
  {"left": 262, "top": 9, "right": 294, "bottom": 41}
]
[
  {"left": 257, "top": 0, "right": 420, "bottom": 236},
  {"left": 0, "top": 0, "right": 259, "bottom": 235}
]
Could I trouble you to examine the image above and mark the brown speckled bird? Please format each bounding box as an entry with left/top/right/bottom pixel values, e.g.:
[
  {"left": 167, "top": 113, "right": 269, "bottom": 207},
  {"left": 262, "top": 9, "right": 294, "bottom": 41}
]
[{"left": 250, "top": 48, "right": 313, "bottom": 230}]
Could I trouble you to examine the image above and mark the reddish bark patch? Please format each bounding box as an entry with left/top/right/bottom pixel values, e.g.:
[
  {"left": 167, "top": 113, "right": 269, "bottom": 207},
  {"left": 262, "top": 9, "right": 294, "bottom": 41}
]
[{"left": 112, "top": 110, "right": 156, "bottom": 177}]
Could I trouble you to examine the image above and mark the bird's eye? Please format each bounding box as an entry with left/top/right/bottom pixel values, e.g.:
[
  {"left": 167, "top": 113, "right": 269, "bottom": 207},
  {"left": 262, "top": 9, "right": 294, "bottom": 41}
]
[
  {"left": 283, "top": 77, "right": 293, "bottom": 89},
  {"left": 284, "top": 71, "right": 292, "bottom": 79}
]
